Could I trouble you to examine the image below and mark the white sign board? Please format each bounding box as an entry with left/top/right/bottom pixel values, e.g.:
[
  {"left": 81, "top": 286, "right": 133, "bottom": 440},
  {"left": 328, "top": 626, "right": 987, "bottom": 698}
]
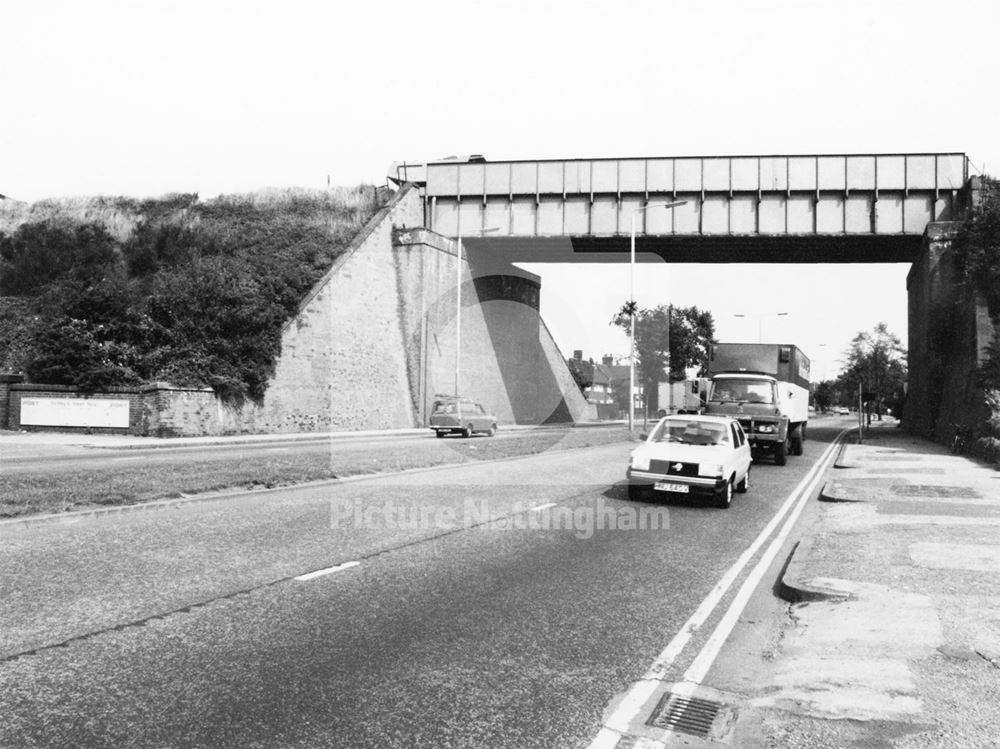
[{"left": 20, "top": 397, "right": 131, "bottom": 428}]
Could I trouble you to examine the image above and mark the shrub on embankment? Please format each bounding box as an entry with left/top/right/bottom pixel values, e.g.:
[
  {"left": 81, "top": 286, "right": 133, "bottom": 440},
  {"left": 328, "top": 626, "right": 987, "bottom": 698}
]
[
  {"left": 954, "top": 176, "right": 1000, "bottom": 464},
  {"left": 0, "top": 186, "right": 388, "bottom": 402}
]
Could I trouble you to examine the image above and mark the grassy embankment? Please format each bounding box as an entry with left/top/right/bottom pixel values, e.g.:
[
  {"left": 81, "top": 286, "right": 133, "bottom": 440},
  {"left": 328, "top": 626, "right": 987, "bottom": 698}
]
[
  {"left": 1, "top": 427, "right": 637, "bottom": 518},
  {"left": 0, "top": 187, "right": 387, "bottom": 396}
]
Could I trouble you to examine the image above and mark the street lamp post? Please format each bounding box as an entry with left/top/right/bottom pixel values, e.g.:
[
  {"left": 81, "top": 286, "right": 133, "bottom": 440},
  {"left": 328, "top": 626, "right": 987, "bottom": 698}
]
[
  {"left": 628, "top": 200, "right": 687, "bottom": 432},
  {"left": 455, "top": 221, "right": 499, "bottom": 399},
  {"left": 734, "top": 312, "right": 789, "bottom": 343}
]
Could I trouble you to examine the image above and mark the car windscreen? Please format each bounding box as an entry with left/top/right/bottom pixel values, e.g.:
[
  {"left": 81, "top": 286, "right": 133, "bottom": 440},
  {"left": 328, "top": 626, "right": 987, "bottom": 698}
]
[
  {"left": 651, "top": 420, "right": 730, "bottom": 446},
  {"left": 709, "top": 379, "right": 774, "bottom": 404}
]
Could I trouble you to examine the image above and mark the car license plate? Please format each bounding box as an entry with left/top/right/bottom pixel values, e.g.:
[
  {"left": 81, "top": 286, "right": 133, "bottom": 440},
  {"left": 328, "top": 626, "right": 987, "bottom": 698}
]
[{"left": 655, "top": 481, "right": 689, "bottom": 493}]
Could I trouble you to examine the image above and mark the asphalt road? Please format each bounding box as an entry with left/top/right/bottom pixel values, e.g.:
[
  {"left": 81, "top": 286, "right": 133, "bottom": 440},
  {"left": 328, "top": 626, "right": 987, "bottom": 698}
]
[{"left": 0, "top": 419, "right": 845, "bottom": 748}]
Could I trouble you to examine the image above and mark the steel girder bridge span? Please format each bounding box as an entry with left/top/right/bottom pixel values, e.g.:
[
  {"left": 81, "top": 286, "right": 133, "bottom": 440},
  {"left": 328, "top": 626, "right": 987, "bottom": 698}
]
[{"left": 391, "top": 153, "right": 970, "bottom": 263}]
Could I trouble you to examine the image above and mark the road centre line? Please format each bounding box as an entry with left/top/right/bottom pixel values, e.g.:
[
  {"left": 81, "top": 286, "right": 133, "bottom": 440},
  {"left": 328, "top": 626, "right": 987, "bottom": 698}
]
[
  {"left": 294, "top": 560, "right": 361, "bottom": 582},
  {"left": 588, "top": 431, "right": 849, "bottom": 748},
  {"left": 531, "top": 502, "right": 558, "bottom": 511}
]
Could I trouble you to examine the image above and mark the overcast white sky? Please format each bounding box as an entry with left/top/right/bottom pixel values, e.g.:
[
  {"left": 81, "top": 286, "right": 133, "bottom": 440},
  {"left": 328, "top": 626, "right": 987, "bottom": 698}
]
[{"left": 4, "top": 0, "right": 999, "bottom": 381}]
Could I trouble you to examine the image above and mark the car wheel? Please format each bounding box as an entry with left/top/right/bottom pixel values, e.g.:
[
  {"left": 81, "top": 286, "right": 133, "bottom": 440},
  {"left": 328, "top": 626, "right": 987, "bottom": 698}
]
[
  {"left": 486, "top": 424, "right": 497, "bottom": 437},
  {"left": 716, "top": 478, "right": 734, "bottom": 509},
  {"left": 736, "top": 467, "right": 750, "bottom": 493},
  {"left": 774, "top": 439, "right": 788, "bottom": 466},
  {"left": 435, "top": 431, "right": 445, "bottom": 439},
  {"left": 462, "top": 423, "right": 473, "bottom": 438},
  {"left": 627, "top": 483, "right": 649, "bottom": 501}
]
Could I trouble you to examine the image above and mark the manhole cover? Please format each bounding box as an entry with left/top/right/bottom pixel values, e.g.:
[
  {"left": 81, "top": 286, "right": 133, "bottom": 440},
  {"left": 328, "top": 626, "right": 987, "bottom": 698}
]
[
  {"left": 891, "top": 485, "right": 981, "bottom": 499},
  {"left": 646, "top": 692, "right": 721, "bottom": 737}
]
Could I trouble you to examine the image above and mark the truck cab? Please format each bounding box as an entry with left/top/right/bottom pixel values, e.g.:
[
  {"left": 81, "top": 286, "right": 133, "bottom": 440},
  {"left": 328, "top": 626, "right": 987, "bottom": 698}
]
[{"left": 702, "top": 343, "right": 810, "bottom": 466}]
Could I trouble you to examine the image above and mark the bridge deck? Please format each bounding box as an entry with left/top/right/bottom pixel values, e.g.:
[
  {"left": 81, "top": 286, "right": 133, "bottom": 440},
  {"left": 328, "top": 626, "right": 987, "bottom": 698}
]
[{"left": 412, "top": 154, "right": 968, "bottom": 251}]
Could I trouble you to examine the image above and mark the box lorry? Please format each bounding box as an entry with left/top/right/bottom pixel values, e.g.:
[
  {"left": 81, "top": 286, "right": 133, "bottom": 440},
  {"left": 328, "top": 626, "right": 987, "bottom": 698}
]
[{"left": 703, "top": 343, "right": 810, "bottom": 466}]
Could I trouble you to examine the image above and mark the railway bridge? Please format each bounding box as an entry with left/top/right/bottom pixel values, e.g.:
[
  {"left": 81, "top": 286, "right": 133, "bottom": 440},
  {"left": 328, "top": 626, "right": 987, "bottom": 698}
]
[
  {"left": 391, "top": 152, "right": 970, "bottom": 264},
  {"left": 389, "top": 152, "right": 986, "bottom": 439}
]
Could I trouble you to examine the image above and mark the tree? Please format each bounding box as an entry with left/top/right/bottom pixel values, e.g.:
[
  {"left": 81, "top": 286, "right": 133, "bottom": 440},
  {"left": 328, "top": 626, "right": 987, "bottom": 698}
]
[
  {"left": 839, "top": 323, "right": 907, "bottom": 419},
  {"left": 813, "top": 380, "right": 835, "bottom": 412},
  {"left": 954, "top": 176, "right": 1000, "bottom": 319},
  {"left": 610, "top": 303, "right": 715, "bottom": 412},
  {"left": 566, "top": 357, "right": 593, "bottom": 396}
]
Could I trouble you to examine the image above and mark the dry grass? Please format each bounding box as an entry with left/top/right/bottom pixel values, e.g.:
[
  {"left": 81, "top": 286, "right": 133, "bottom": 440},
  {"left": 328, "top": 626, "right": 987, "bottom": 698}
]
[{"left": 0, "top": 185, "right": 384, "bottom": 241}]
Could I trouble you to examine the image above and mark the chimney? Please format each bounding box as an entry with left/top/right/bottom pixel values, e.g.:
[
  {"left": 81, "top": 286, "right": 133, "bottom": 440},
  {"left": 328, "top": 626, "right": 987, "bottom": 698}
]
[
  {"left": 573, "top": 350, "right": 583, "bottom": 361},
  {"left": 602, "top": 355, "right": 614, "bottom": 366}
]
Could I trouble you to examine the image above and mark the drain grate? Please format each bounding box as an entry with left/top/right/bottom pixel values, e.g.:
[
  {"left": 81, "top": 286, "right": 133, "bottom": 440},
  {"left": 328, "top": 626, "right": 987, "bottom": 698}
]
[
  {"left": 646, "top": 692, "right": 721, "bottom": 737},
  {"left": 891, "top": 485, "right": 981, "bottom": 499}
]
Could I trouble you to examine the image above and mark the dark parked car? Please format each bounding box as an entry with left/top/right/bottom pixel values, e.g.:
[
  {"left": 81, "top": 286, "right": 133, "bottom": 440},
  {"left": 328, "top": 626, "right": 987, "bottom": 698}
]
[{"left": 429, "top": 397, "right": 498, "bottom": 438}]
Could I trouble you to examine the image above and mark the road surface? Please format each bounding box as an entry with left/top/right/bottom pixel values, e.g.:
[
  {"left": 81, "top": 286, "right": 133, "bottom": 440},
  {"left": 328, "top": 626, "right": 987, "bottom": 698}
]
[{"left": 0, "top": 420, "right": 845, "bottom": 748}]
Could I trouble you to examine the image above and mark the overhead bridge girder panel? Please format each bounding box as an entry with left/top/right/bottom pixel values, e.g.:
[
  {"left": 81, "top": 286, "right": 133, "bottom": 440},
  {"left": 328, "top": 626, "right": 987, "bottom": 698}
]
[
  {"left": 425, "top": 153, "right": 967, "bottom": 198},
  {"left": 423, "top": 153, "right": 969, "bottom": 241}
]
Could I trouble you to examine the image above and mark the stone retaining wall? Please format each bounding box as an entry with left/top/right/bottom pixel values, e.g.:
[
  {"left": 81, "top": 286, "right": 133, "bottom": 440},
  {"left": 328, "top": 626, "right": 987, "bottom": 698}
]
[{"left": 1, "top": 185, "right": 593, "bottom": 436}]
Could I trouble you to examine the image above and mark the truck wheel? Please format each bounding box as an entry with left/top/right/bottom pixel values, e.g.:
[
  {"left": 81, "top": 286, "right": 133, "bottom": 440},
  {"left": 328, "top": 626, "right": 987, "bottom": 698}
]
[
  {"left": 774, "top": 439, "right": 788, "bottom": 466},
  {"left": 791, "top": 431, "right": 804, "bottom": 456},
  {"left": 716, "top": 478, "right": 734, "bottom": 509}
]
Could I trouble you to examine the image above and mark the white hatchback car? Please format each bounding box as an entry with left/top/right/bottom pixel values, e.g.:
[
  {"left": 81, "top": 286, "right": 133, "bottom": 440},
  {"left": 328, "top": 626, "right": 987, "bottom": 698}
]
[{"left": 626, "top": 414, "right": 752, "bottom": 509}]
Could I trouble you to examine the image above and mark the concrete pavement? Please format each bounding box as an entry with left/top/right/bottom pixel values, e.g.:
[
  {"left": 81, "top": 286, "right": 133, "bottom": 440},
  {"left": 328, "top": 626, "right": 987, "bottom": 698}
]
[{"left": 732, "top": 420, "right": 1000, "bottom": 747}]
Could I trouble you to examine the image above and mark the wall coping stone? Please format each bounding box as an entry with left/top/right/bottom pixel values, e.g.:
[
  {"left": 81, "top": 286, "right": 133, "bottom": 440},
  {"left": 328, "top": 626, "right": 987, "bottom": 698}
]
[
  {"left": 11, "top": 383, "right": 143, "bottom": 394},
  {"left": 140, "top": 382, "right": 214, "bottom": 394}
]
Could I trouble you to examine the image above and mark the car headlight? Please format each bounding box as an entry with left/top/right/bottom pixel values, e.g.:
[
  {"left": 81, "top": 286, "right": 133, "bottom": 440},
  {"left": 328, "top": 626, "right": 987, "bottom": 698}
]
[
  {"left": 630, "top": 453, "right": 650, "bottom": 471},
  {"left": 699, "top": 463, "right": 724, "bottom": 478},
  {"left": 756, "top": 424, "right": 776, "bottom": 433}
]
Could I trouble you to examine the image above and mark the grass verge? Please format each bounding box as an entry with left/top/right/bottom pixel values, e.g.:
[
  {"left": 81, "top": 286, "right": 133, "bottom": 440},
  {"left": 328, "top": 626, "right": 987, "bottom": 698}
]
[{"left": 1, "top": 427, "right": 638, "bottom": 519}]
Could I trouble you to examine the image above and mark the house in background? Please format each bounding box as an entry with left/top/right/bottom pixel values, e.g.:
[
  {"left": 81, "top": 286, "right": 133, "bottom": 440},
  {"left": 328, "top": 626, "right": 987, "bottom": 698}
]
[{"left": 568, "top": 351, "right": 641, "bottom": 419}]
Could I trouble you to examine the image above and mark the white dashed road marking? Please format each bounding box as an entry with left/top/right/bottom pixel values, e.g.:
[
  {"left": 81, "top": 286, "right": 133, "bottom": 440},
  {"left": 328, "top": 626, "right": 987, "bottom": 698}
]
[{"left": 294, "top": 561, "right": 361, "bottom": 582}]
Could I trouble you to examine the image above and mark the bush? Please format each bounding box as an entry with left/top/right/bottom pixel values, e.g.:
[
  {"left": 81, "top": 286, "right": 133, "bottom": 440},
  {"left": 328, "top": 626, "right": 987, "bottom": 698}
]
[
  {"left": 955, "top": 176, "right": 1000, "bottom": 318},
  {"left": 2, "top": 186, "right": 388, "bottom": 401}
]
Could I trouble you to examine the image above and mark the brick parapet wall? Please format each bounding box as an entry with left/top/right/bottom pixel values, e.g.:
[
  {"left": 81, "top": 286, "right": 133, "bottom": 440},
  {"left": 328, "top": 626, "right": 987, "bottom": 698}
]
[
  {"left": 8, "top": 383, "right": 144, "bottom": 434},
  {"left": 2, "top": 382, "right": 222, "bottom": 436},
  {"left": 0, "top": 374, "right": 25, "bottom": 429},
  {"left": 139, "top": 383, "right": 219, "bottom": 437}
]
